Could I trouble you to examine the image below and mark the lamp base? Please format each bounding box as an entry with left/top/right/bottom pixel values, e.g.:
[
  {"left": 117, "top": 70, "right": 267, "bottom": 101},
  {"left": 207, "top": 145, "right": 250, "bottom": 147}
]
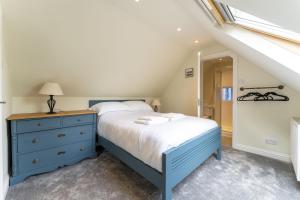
[
  {"left": 47, "top": 95, "right": 56, "bottom": 114},
  {"left": 47, "top": 111, "right": 56, "bottom": 114}
]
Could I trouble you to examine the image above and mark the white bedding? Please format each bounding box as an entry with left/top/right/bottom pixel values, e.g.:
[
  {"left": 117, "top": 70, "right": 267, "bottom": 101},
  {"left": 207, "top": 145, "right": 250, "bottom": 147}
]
[{"left": 98, "top": 110, "right": 218, "bottom": 172}]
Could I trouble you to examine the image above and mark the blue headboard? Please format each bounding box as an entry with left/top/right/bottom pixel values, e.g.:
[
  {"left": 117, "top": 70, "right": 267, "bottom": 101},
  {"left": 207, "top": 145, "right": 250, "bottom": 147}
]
[{"left": 88, "top": 99, "right": 146, "bottom": 108}]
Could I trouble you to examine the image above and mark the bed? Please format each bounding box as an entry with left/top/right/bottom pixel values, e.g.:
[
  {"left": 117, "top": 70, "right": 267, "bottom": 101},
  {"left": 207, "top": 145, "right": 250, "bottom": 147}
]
[{"left": 89, "top": 100, "right": 221, "bottom": 200}]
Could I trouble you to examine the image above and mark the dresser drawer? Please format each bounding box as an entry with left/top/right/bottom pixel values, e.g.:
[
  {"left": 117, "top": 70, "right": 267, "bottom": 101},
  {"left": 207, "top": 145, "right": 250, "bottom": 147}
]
[
  {"left": 18, "top": 141, "right": 92, "bottom": 174},
  {"left": 62, "top": 115, "right": 93, "bottom": 127},
  {"left": 18, "top": 125, "right": 93, "bottom": 154},
  {"left": 16, "top": 118, "right": 61, "bottom": 133}
]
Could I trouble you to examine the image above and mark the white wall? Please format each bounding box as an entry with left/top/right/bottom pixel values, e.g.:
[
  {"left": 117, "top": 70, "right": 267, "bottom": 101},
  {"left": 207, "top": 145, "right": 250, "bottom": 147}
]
[
  {"left": 11, "top": 96, "right": 154, "bottom": 114},
  {"left": 236, "top": 58, "right": 300, "bottom": 157},
  {"left": 1, "top": 1, "right": 11, "bottom": 198},
  {"left": 161, "top": 43, "right": 300, "bottom": 160},
  {"left": 160, "top": 45, "right": 226, "bottom": 116},
  {"left": 160, "top": 51, "right": 198, "bottom": 116},
  {"left": 1, "top": 57, "right": 10, "bottom": 200}
]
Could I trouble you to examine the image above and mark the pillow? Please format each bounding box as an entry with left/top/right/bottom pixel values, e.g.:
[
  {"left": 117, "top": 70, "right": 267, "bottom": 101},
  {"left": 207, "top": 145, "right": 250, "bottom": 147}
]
[
  {"left": 90, "top": 102, "right": 131, "bottom": 115},
  {"left": 123, "top": 101, "right": 153, "bottom": 112}
]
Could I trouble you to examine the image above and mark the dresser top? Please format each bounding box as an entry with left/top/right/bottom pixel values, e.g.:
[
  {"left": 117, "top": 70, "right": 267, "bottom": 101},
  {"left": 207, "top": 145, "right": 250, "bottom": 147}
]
[{"left": 7, "top": 110, "right": 97, "bottom": 120}]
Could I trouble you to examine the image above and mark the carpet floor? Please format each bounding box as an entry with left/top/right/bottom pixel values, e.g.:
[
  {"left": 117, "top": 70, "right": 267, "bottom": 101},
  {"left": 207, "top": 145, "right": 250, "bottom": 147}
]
[{"left": 6, "top": 148, "right": 300, "bottom": 200}]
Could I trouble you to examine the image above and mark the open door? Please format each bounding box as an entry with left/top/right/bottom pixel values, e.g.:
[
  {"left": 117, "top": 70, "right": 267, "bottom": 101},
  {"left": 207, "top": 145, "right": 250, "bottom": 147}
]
[{"left": 199, "top": 56, "right": 234, "bottom": 147}]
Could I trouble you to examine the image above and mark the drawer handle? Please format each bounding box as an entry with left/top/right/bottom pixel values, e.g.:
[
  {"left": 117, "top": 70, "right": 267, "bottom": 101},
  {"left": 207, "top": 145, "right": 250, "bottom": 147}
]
[
  {"left": 80, "top": 131, "right": 86, "bottom": 135},
  {"left": 77, "top": 119, "right": 81, "bottom": 122},
  {"left": 80, "top": 147, "right": 85, "bottom": 151},
  {"left": 32, "top": 138, "right": 38, "bottom": 144},
  {"left": 37, "top": 123, "right": 42, "bottom": 127},
  {"left": 32, "top": 159, "right": 39, "bottom": 164},
  {"left": 57, "top": 151, "right": 66, "bottom": 155},
  {"left": 57, "top": 133, "right": 66, "bottom": 138}
]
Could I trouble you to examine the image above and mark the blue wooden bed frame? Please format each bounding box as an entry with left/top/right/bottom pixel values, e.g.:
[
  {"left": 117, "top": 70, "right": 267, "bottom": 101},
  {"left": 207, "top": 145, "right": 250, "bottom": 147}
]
[{"left": 89, "top": 100, "right": 221, "bottom": 200}]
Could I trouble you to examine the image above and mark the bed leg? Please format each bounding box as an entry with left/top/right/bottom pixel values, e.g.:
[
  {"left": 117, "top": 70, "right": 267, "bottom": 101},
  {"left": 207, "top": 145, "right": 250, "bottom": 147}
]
[
  {"left": 216, "top": 147, "right": 222, "bottom": 160},
  {"left": 162, "top": 185, "right": 172, "bottom": 200},
  {"left": 162, "top": 153, "right": 172, "bottom": 200}
]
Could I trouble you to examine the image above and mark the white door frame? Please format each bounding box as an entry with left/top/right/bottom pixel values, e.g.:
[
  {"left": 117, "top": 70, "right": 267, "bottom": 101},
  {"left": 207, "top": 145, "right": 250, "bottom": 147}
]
[
  {"left": 197, "top": 50, "right": 238, "bottom": 148},
  {"left": 0, "top": 2, "right": 4, "bottom": 198}
]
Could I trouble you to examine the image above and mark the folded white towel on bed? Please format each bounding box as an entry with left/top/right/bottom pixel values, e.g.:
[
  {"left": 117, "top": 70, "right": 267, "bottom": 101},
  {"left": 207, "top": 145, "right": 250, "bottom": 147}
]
[
  {"left": 135, "top": 113, "right": 185, "bottom": 125},
  {"left": 138, "top": 116, "right": 164, "bottom": 121},
  {"left": 135, "top": 117, "right": 169, "bottom": 125},
  {"left": 160, "top": 113, "right": 185, "bottom": 121}
]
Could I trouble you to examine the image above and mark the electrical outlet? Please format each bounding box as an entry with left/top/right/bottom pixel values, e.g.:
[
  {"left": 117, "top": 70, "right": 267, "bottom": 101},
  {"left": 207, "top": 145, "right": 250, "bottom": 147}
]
[{"left": 265, "top": 138, "right": 278, "bottom": 145}]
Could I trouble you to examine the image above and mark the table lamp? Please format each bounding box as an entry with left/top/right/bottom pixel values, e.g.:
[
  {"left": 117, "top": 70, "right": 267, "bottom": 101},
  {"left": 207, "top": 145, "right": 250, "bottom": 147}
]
[
  {"left": 151, "top": 99, "right": 161, "bottom": 112},
  {"left": 39, "top": 82, "right": 64, "bottom": 114}
]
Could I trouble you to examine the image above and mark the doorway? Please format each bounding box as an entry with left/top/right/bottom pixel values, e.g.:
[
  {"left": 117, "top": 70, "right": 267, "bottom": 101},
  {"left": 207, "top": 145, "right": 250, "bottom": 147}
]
[{"left": 201, "top": 56, "right": 233, "bottom": 147}]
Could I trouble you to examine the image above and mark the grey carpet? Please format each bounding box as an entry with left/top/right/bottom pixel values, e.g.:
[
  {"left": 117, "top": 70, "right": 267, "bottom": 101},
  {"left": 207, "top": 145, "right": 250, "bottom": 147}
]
[{"left": 6, "top": 148, "right": 300, "bottom": 200}]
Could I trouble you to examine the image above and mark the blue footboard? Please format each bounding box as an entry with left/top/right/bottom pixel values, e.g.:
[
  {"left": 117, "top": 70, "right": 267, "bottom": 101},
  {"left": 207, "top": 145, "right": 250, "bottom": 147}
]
[
  {"left": 99, "top": 127, "right": 221, "bottom": 200},
  {"left": 162, "top": 127, "right": 221, "bottom": 200},
  {"left": 100, "top": 137, "right": 163, "bottom": 188}
]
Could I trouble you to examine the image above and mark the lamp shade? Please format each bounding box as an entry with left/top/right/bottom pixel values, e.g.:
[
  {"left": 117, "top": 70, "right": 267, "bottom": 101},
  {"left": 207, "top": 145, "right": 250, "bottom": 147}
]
[
  {"left": 39, "top": 82, "right": 64, "bottom": 96},
  {"left": 151, "top": 99, "right": 161, "bottom": 106}
]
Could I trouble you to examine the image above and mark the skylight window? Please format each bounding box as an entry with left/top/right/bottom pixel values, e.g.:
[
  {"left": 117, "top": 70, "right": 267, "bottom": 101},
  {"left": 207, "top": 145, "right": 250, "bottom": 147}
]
[
  {"left": 203, "top": 1, "right": 300, "bottom": 44},
  {"left": 227, "top": 6, "right": 300, "bottom": 43},
  {"left": 229, "top": 6, "right": 279, "bottom": 28}
]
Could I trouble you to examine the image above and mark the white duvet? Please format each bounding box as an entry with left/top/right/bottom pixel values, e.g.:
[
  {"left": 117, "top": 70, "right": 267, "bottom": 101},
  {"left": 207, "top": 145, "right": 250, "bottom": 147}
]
[{"left": 98, "top": 111, "right": 218, "bottom": 172}]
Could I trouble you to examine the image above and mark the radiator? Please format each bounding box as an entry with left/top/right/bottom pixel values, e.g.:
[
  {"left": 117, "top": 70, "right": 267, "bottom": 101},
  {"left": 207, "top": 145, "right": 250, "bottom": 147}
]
[{"left": 291, "top": 117, "right": 300, "bottom": 181}]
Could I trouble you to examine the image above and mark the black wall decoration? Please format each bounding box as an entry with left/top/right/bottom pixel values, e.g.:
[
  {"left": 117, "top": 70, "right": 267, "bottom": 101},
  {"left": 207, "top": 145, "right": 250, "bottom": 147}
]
[{"left": 185, "top": 68, "right": 194, "bottom": 78}]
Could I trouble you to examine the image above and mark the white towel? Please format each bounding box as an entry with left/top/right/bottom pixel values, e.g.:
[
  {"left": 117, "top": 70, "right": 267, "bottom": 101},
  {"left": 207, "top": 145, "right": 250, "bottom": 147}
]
[
  {"left": 135, "top": 117, "right": 168, "bottom": 125},
  {"left": 138, "top": 116, "right": 164, "bottom": 121},
  {"left": 160, "top": 113, "right": 185, "bottom": 121}
]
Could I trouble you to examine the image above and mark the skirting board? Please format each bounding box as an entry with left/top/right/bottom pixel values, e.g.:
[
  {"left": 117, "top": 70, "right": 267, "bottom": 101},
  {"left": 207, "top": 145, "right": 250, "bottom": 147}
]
[
  {"left": 234, "top": 143, "right": 290, "bottom": 163},
  {"left": 3, "top": 174, "right": 9, "bottom": 200}
]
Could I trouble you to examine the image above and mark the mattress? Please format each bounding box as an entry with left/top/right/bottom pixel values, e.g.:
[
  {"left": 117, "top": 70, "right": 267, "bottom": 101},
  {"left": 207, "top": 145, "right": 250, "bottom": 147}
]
[{"left": 97, "top": 111, "right": 218, "bottom": 172}]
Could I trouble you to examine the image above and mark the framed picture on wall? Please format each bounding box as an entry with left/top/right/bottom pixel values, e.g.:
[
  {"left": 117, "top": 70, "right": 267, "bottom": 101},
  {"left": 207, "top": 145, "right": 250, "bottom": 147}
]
[{"left": 185, "top": 68, "right": 194, "bottom": 78}]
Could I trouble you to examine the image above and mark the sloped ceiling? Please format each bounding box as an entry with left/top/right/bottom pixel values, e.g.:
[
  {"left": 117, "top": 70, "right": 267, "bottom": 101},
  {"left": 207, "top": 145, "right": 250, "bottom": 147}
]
[
  {"left": 181, "top": 0, "right": 300, "bottom": 93},
  {"left": 3, "top": 0, "right": 214, "bottom": 97},
  {"left": 5, "top": 0, "right": 299, "bottom": 98}
]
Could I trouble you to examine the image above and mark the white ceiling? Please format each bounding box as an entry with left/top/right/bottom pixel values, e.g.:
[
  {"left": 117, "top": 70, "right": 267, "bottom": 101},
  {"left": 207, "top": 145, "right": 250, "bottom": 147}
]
[
  {"left": 3, "top": 0, "right": 214, "bottom": 97},
  {"left": 108, "top": 0, "right": 213, "bottom": 47},
  {"left": 4, "top": 0, "right": 300, "bottom": 98}
]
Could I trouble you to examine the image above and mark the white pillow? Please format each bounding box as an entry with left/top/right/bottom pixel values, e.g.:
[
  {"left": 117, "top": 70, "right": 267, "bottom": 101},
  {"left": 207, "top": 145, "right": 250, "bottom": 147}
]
[
  {"left": 90, "top": 102, "right": 131, "bottom": 115},
  {"left": 123, "top": 101, "right": 153, "bottom": 111}
]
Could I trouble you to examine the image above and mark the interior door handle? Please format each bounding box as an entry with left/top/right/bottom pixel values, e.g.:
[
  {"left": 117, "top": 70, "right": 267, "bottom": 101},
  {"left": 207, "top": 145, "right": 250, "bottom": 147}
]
[{"left": 0, "top": 101, "right": 6, "bottom": 104}]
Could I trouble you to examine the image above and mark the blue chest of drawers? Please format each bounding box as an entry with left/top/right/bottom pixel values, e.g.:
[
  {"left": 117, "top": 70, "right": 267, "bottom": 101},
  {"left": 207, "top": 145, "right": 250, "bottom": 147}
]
[{"left": 7, "top": 110, "right": 97, "bottom": 185}]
